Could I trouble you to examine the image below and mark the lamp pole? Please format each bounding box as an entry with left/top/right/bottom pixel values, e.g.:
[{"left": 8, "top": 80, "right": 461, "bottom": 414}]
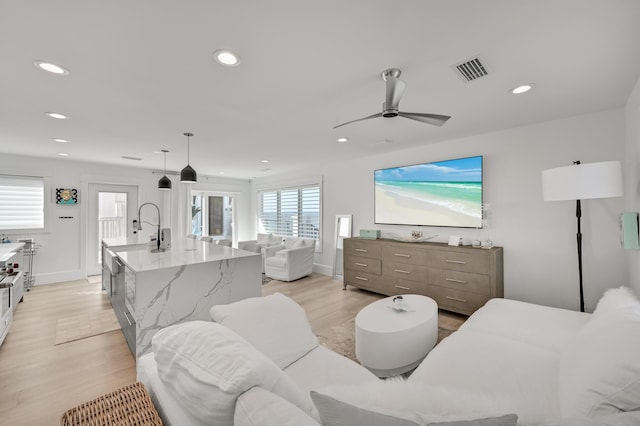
[{"left": 573, "top": 160, "right": 585, "bottom": 313}]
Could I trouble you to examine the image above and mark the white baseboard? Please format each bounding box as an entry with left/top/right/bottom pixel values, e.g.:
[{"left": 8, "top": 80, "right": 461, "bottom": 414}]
[
  {"left": 31, "top": 270, "right": 88, "bottom": 286},
  {"left": 312, "top": 263, "right": 332, "bottom": 277}
]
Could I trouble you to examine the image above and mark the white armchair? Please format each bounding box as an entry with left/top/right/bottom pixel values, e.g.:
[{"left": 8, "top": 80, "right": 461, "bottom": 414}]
[
  {"left": 264, "top": 237, "right": 316, "bottom": 282},
  {"left": 237, "top": 233, "right": 283, "bottom": 271}
]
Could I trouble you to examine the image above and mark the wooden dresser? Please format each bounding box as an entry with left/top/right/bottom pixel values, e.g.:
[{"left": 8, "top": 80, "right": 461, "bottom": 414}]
[{"left": 343, "top": 238, "right": 503, "bottom": 315}]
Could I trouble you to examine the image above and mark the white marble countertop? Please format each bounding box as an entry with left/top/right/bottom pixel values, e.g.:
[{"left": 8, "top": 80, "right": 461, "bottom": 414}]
[
  {"left": 0, "top": 242, "right": 25, "bottom": 257},
  {"left": 102, "top": 236, "right": 148, "bottom": 248},
  {"left": 117, "top": 238, "right": 259, "bottom": 273}
]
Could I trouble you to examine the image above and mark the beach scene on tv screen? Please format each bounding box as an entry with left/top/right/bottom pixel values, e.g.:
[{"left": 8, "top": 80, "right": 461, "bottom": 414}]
[{"left": 375, "top": 156, "right": 483, "bottom": 228}]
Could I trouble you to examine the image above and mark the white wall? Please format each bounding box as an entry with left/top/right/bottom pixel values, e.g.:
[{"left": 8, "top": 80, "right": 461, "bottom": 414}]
[
  {"left": 0, "top": 154, "right": 251, "bottom": 285},
  {"left": 625, "top": 74, "right": 640, "bottom": 295},
  {"left": 253, "top": 108, "right": 628, "bottom": 312}
]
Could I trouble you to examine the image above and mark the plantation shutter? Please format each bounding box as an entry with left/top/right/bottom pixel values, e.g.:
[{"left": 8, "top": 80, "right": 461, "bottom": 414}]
[
  {"left": 258, "top": 185, "right": 320, "bottom": 241},
  {"left": 0, "top": 175, "right": 45, "bottom": 230}
]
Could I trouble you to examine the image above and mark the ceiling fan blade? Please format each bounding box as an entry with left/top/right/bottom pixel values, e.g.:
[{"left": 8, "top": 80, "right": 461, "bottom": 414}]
[
  {"left": 385, "top": 77, "right": 406, "bottom": 110},
  {"left": 398, "top": 112, "right": 451, "bottom": 127},
  {"left": 333, "top": 112, "right": 381, "bottom": 129}
]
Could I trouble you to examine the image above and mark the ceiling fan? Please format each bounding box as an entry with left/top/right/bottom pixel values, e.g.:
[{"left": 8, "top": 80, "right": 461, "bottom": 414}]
[{"left": 333, "top": 68, "right": 451, "bottom": 129}]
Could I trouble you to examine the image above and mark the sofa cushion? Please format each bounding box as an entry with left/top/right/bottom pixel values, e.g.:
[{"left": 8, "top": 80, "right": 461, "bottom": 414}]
[
  {"left": 593, "top": 286, "right": 640, "bottom": 317},
  {"left": 310, "top": 385, "right": 518, "bottom": 426},
  {"left": 235, "top": 387, "right": 320, "bottom": 426},
  {"left": 409, "top": 330, "right": 561, "bottom": 424},
  {"left": 152, "top": 321, "right": 317, "bottom": 425},
  {"left": 458, "top": 298, "right": 590, "bottom": 353},
  {"left": 559, "top": 307, "right": 640, "bottom": 417},
  {"left": 542, "top": 411, "right": 640, "bottom": 426},
  {"left": 210, "top": 293, "right": 319, "bottom": 369},
  {"left": 284, "top": 346, "right": 379, "bottom": 392}
]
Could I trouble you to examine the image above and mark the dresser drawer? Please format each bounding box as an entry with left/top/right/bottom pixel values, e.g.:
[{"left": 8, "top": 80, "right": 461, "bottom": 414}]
[
  {"left": 428, "top": 268, "right": 490, "bottom": 295},
  {"left": 344, "top": 239, "right": 381, "bottom": 258},
  {"left": 429, "top": 250, "right": 489, "bottom": 274},
  {"left": 383, "top": 261, "right": 428, "bottom": 283},
  {"left": 383, "top": 278, "right": 428, "bottom": 296},
  {"left": 382, "top": 245, "right": 427, "bottom": 265},
  {"left": 344, "top": 255, "right": 381, "bottom": 275},
  {"left": 428, "top": 285, "right": 490, "bottom": 315},
  {"left": 345, "top": 270, "right": 383, "bottom": 292}
]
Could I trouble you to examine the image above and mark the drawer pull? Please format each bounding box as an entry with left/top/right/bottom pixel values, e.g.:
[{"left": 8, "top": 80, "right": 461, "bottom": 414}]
[
  {"left": 355, "top": 262, "right": 368, "bottom": 267},
  {"left": 394, "top": 285, "right": 411, "bottom": 290},
  {"left": 445, "top": 296, "right": 468, "bottom": 303},
  {"left": 445, "top": 278, "right": 467, "bottom": 284},
  {"left": 123, "top": 310, "right": 134, "bottom": 326},
  {"left": 355, "top": 276, "right": 369, "bottom": 281},
  {"left": 394, "top": 253, "right": 411, "bottom": 258},
  {"left": 355, "top": 248, "right": 368, "bottom": 253},
  {"left": 445, "top": 259, "right": 467, "bottom": 265},
  {"left": 394, "top": 269, "right": 411, "bottom": 274}
]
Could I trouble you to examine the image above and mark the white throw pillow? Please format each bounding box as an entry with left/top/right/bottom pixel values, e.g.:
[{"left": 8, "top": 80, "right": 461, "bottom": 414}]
[
  {"left": 152, "top": 321, "right": 317, "bottom": 425},
  {"left": 593, "top": 286, "right": 640, "bottom": 317},
  {"left": 269, "top": 234, "right": 282, "bottom": 245},
  {"left": 292, "top": 239, "right": 307, "bottom": 249},
  {"left": 210, "top": 293, "right": 319, "bottom": 369},
  {"left": 257, "top": 233, "right": 271, "bottom": 245},
  {"left": 235, "top": 387, "right": 320, "bottom": 426},
  {"left": 559, "top": 308, "right": 640, "bottom": 417},
  {"left": 310, "top": 390, "right": 518, "bottom": 426},
  {"left": 310, "top": 381, "right": 518, "bottom": 426}
]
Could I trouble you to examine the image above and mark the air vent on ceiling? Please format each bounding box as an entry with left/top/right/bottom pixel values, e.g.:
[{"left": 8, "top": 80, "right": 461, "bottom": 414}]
[
  {"left": 452, "top": 56, "right": 489, "bottom": 83},
  {"left": 122, "top": 155, "right": 142, "bottom": 161}
]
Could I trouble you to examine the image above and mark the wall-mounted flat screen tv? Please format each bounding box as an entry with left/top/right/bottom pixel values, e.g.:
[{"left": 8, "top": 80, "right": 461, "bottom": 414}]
[{"left": 374, "top": 155, "right": 483, "bottom": 228}]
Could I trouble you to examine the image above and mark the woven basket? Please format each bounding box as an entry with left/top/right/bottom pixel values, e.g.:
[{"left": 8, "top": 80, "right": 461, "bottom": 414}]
[{"left": 60, "top": 382, "right": 162, "bottom": 426}]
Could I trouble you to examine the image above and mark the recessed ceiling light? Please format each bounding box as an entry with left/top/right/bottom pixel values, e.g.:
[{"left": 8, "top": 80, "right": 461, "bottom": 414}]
[
  {"left": 57, "top": 152, "right": 69, "bottom": 157},
  {"left": 34, "top": 60, "right": 69, "bottom": 75},
  {"left": 510, "top": 84, "right": 533, "bottom": 94},
  {"left": 219, "top": 172, "right": 225, "bottom": 175},
  {"left": 213, "top": 49, "right": 240, "bottom": 66},
  {"left": 261, "top": 160, "right": 269, "bottom": 163},
  {"left": 45, "top": 112, "right": 68, "bottom": 120},
  {"left": 53, "top": 138, "right": 68, "bottom": 143},
  {"left": 337, "top": 137, "right": 348, "bottom": 143}
]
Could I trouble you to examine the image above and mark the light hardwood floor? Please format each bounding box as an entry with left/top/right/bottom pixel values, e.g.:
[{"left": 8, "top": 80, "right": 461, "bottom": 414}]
[{"left": 0, "top": 273, "right": 465, "bottom": 425}]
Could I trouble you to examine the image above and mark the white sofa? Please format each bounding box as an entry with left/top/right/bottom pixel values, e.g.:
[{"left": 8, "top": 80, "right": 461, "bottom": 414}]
[
  {"left": 137, "top": 288, "right": 640, "bottom": 426},
  {"left": 264, "top": 236, "right": 316, "bottom": 281}
]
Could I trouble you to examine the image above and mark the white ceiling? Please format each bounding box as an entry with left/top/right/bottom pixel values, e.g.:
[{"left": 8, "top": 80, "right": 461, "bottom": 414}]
[{"left": 1, "top": 0, "right": 639, "bottom": 180}]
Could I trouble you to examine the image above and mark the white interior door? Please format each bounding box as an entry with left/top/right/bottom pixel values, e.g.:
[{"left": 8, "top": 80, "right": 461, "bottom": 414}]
[{"left": 87, "top": 183, "right": 138, "bottom": 276}]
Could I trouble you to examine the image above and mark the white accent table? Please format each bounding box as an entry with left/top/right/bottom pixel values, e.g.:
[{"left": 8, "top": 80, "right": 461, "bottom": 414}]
[{"left": 355, "top": 294, "right": 438, "bottom": 377}]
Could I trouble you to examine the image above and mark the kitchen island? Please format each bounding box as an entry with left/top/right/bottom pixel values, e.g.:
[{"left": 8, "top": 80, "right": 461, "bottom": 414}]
[{"left": 102, "top": 237, "right": 262, "bottom": 359}]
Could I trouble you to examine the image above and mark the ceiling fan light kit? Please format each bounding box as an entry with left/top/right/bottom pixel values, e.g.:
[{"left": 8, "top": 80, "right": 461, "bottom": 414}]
[
  {"left": 180, "top": 132, "right": 197, "bottom": 183},
  {"left": 334, "top": 68, "right": 451, "bottom": 129}
]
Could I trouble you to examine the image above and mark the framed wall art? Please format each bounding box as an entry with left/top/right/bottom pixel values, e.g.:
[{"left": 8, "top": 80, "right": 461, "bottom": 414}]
[{"left": 55, "top": 188, "right": 78, "bottom": 204}]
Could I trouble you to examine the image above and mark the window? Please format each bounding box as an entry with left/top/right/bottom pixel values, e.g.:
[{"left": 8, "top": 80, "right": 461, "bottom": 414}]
[
  {"left": 259, "top": 185, "right": 321, "bottom": 246},
  {"left": 0, "top": 175, "right": 45, "bottom": 231},
  {"left": 191, "top": 193, "right": 234, "bottom": 240}
]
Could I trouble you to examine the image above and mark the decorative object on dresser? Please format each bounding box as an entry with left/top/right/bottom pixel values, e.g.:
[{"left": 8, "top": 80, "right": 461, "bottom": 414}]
[
  {"left": 542, "top": 160, "right": 623, "bottom": 312},
  {"left": 343, "top": 237, "right": 503, "bottom": 315}
]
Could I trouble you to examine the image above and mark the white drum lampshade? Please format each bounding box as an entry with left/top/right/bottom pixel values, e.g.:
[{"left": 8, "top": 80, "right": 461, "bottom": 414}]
[{"left": 542, "top": 161, "right": 623, "bottom": 201}]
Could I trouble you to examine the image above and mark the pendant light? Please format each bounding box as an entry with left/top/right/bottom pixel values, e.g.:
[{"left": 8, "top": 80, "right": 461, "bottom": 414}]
[
  {"left": 180, "top": 132, "right": 197, "bottom": 183},
  {"left": 158, "top": 149, "right": 172, "bottom": 190}
]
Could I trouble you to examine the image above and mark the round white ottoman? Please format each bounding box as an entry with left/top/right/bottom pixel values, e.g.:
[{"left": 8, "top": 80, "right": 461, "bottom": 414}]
[{"left": 355, "top": 294, "right": 438, "bottom": 377}]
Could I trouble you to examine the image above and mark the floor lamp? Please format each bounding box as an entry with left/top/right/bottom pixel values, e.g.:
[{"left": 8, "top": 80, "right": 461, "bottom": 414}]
[{"left": 541, "top": 160, "right": 623, "bottom": 312}]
